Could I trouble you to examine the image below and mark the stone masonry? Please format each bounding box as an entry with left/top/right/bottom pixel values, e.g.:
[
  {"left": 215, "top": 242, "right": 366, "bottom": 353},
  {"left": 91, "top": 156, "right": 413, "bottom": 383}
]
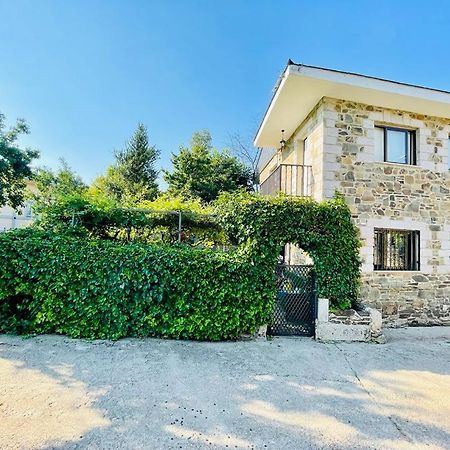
[{"left": 323, "top": 98, "right": 450, "bottom": 326}]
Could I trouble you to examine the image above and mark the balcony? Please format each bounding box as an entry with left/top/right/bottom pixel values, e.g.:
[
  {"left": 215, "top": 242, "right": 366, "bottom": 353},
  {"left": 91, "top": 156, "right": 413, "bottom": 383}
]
[{"left": 260, "top": 164, "right": 313, "bottom": 197}]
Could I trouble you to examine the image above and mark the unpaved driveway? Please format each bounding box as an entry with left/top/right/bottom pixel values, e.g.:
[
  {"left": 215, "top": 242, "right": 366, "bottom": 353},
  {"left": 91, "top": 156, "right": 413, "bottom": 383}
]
[{"left": 1, "top": 328, "right": 449, "bottom": 450}]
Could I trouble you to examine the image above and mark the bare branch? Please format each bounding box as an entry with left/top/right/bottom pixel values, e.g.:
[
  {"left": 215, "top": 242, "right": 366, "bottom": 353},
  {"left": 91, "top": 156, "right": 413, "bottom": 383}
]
[{"left": 226, "top": 132, "right": 259, "bottom": 173}]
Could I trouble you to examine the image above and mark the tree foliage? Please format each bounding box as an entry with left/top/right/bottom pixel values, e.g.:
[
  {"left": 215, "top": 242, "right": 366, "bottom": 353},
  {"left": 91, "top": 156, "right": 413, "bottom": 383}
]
[
  {"left": 0, "top": 113, "right": 39, "bottom": 209},
  {"left": 227, "top": 132, "right": 259, "bottom": 185},
  {"left": 164, "top": 130, "right": 253, "bottom": 202},
  {"left": 94, "top": 124, "right": 160, "bottom": 205},
  {"left": 32, "top": 159, "right": 86, "bottom": 209}
]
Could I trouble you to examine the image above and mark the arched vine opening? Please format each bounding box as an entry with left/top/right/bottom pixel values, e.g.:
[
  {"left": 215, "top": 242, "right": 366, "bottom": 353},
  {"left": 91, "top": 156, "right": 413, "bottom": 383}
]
[{"left": 215, "top": 192, "right": 361, "bottom": 309}]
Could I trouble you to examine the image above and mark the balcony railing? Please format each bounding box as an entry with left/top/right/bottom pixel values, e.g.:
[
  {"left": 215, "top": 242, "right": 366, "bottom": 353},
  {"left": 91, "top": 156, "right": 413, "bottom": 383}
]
[{"left": 260, "top": 164, "right": 313, "bottom": 197}]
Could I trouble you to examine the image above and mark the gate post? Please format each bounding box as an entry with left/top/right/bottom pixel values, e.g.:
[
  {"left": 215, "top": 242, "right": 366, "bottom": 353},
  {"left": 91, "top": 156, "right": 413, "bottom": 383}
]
[{"left": 316, "top": 298, "right": 329, "bottom": 322}]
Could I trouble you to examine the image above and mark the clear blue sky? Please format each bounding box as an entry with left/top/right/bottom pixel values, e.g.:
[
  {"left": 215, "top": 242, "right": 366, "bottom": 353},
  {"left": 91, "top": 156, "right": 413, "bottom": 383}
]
[{"left": 1, "top": 0, "right": 449, "bottom": 185}]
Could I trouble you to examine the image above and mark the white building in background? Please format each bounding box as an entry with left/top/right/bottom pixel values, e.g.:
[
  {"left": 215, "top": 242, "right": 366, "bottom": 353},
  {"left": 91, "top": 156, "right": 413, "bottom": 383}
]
[{"left": 0, "top": 181, "right": 37, "bottom": 231}]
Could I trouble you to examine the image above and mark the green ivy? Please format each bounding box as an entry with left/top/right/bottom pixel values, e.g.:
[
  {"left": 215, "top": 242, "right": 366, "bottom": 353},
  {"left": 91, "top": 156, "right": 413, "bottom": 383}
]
[
  {"left": 0, "top": 228, "right": 274, "bottom": 340},
  {"left": 215, "top": 192, "right": 361, "bottom": 309},
  {"left": 0, "top": 192, "right": 361, "bottom": 340}
]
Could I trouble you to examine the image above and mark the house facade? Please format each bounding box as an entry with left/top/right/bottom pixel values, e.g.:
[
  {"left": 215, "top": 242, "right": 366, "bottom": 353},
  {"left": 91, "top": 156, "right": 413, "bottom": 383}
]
[{"left": 256, "top": 62, "right": 450, "bottom": 326}]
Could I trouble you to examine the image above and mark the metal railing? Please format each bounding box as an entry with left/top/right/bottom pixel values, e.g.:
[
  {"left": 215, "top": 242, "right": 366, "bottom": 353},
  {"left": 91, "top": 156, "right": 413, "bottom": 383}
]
[{"left": 259, "top": 164, "right": 313, "bottom": 197}]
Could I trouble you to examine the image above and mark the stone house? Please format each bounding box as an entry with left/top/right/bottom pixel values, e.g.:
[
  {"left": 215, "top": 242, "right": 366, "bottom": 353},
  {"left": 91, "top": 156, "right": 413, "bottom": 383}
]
[{"left": 255, "top": 62, "right": 450, "bottom": 326}]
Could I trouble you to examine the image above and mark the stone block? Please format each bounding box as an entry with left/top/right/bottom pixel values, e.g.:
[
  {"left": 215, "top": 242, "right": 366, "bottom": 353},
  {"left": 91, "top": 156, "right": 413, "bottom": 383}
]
[
  {"left": 316, "top": 322, "right": 370, "bottom": 342},
  {"left": 368, "top": 308, "right": 382, "bottom": 335},
  {"left": 256, "top": 325, "right": 267, "bottom": 339}
]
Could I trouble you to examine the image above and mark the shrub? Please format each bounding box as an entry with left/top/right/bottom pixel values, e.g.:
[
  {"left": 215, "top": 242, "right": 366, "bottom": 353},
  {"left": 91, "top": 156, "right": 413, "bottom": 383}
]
[
  {"left": 0, "top": 192, "right": 361, "bottom": 341},
  {"left": 34, "top": 193, "right": 226, "bottom": 246},
  {"left": 0, "top": 228, "right": 273, "bottom": 340}
]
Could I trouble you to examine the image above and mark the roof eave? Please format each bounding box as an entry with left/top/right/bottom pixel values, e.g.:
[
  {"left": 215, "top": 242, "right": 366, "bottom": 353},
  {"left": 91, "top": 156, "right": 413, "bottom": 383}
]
[{"left": 254, "top": 63, "right": 450, "bottom": 149}]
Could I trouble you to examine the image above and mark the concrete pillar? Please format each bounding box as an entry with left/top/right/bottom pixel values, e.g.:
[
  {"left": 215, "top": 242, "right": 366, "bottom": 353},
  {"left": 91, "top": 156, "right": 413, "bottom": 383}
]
[{"left": 317, "top": 298, "right": 329, "bottom": 322}]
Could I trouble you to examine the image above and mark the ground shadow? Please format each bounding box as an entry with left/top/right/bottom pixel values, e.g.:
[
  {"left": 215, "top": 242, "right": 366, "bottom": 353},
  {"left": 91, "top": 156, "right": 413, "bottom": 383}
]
[{"left": 0, "top": 331, "right": 449, "bottom": 449}]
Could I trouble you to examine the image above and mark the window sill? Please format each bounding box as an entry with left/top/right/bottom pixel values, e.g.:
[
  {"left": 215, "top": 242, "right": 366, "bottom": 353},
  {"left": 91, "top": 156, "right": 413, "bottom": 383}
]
[
  {"left": 373, "top": 270, "right": 421, "bottom": 273},
  {"left": 375, "top": 161, "right": 417, "bottom": 168}
]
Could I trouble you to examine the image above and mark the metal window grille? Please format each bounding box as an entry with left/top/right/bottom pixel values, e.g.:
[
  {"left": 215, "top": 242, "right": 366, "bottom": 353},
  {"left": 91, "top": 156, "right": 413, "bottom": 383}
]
[{"left": 374, "top": 229, "right": 420, "bottom": 271}]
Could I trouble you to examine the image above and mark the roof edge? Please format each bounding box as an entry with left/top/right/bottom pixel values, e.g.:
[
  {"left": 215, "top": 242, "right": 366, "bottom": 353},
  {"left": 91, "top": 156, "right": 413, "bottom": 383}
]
[
  {"left": 254, "top": 61, "right": 450, "bottom": 147},
  {"left": 253, "top": 60, "right": 292, "bottom": 147},
  {"left": 287, "top": 61, "right": 450, "bottom": 95}
]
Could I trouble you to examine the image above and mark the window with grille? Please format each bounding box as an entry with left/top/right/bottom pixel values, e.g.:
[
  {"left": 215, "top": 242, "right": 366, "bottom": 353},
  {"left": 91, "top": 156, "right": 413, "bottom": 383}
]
[{"left": 374, "top": 229, "right": 420, "bottom": 271}]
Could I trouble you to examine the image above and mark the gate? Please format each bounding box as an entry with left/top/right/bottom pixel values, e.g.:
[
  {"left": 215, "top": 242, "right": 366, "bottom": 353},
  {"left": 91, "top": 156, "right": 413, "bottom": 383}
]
[{"left": 268, "top": 264, "right": 316, "bottom": 336}]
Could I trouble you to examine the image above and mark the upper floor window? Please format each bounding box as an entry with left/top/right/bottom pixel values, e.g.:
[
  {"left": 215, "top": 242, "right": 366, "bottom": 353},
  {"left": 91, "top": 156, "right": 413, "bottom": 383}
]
[
  {"left": 374, "top": 228, "right": 420, "bottom": 271},
  {"left": 374, "top": 126, "right": 416, "bottom": 165}
]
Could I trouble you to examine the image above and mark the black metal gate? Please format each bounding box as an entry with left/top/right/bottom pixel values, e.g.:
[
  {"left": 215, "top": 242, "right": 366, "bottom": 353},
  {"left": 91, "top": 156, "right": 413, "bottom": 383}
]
[{"left": 268, "top": 265, "right": 316, "bottom": 336}]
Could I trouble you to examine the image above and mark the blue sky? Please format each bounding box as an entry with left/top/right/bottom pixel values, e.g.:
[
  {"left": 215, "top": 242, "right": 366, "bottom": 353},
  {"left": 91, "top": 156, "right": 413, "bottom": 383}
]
[{"left": 1, "top": 0, "right": 449, "bottom": 185}]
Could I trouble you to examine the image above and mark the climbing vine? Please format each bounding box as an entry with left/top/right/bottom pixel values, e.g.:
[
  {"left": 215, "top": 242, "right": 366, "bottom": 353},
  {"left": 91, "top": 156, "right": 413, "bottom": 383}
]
[{"left": 215, "top": 191, "right": 361, "bottom": 309}]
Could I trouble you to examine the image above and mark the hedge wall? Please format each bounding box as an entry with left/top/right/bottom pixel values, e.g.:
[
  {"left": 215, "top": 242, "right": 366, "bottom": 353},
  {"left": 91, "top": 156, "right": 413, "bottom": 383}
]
[
  {"left": 0, "top": 193, "right": 361, "bottom": 340},
  {"left": 0, "top": 229, "right": 273, "bottom": 340}
]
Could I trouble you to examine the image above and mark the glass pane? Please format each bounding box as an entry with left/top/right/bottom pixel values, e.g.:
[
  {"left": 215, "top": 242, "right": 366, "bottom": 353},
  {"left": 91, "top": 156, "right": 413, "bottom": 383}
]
[
  {"left": 374, "top": 127, "right": 384, "bottom": 161},
  {"left": 386, "top": 129, "right": 407, "bottom": 164}
]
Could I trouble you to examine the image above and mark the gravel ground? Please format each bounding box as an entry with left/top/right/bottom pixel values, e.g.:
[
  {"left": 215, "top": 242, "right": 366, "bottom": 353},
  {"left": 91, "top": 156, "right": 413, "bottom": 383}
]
[{"left": 1, "top": 327, "right": 449, "bottom": 450}]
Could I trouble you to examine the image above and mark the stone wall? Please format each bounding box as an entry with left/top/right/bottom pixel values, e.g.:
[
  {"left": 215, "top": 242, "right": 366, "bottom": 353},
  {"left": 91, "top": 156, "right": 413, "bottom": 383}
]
[
  {"left": 321, "top": 97, "right": 450, "bottom": 326},
  {"left": 315, "top": 298, "right": 384, "bottom": 342}
]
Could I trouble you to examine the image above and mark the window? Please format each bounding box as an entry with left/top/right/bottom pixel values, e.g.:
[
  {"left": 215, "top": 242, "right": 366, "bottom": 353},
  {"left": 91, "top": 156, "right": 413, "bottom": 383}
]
[
  {"left": 374, "top": 126, "right": 416, "bottom": 165},
  {"left": 374, "top": 229, "right": 420, "bottom": 271}
]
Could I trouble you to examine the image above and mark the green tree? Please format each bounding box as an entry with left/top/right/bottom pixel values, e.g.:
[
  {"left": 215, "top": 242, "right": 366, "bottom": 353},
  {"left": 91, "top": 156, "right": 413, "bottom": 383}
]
[
  {"left": 94, "top": 124, "right": 160, "bottom": 205},
  {"left": 0, "top": 113, "right": 39, "bottom": 209},
  {"left": 164, "top": 130, "right": 253, "bottom": 203},
  {"left": 32, "top": 159, "right": 86, "bottom": 213}
]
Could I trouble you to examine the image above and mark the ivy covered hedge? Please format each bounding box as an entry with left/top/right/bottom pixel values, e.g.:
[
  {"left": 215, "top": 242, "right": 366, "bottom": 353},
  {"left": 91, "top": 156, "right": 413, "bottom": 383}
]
[
  {"left": 215, "top": 192, "right": 361, "bottom": 309},
  {"left": 0, "top": 229, "right": 273, "bottom": 340},
  {"left": 0, "top": 192, "right": 361, "bottom": 340},
  {"left": 35, "top": 194, "right": 225, "bottom": 246}
]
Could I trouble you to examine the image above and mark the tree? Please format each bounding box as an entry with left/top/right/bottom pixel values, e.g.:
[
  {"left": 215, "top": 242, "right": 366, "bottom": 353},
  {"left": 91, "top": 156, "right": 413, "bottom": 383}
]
[
  {"left": 227, "top": 132, "right": 260, "bottom": 184},
  {"left": 94, "top": 124, "right": 160, "bottom": 205},
  {"left": 164, "top": 130, "right": 253, "bottom": 203},
  {"left": 0, "top": 113, "right": 39, "bottom": 209},
  {"left": 32, "top": 159, "right": 86, "bottom": 213}
]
